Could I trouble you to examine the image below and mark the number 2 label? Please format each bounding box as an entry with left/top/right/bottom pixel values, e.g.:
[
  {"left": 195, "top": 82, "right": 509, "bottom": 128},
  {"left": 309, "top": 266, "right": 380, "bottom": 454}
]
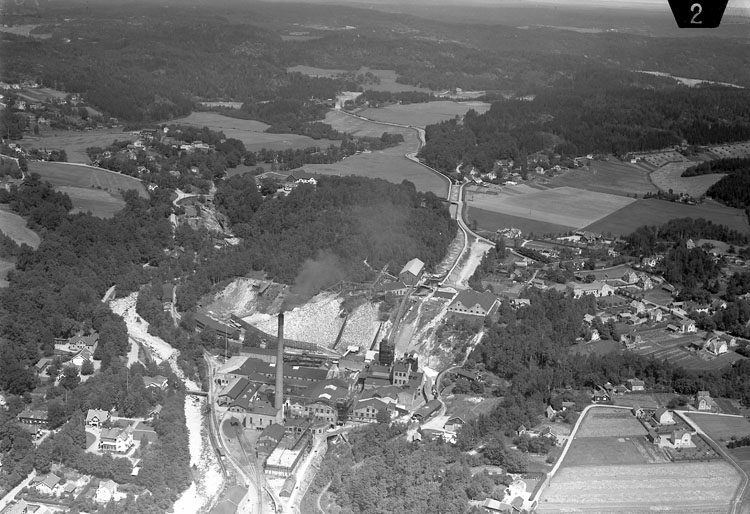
[{"left": 690, "top": 3, "right": 703, "bottom": 24}]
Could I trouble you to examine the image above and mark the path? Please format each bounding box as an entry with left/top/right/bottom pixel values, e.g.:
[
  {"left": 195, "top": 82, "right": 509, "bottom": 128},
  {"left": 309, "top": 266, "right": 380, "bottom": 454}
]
[
  {"left": 0, "top": 470, "right": 36, "bottom": 512},
  {"left": 316, "top": 480, "right": 332, "bottom": 514}
]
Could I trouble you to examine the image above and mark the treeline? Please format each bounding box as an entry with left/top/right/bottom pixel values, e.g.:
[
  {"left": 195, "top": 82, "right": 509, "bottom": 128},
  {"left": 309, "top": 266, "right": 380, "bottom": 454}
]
[
  {"left": 177, "top": 175, "right": 456, "bottom": 310},
  {"left": 419, "top": 70, "right": 750, "bottom": 173},
  {"left": 626, "top": 217, "right": 749, "bottom": 256},
  {"left": 0, "top": 176, "right": 174, "bottom": 392},
  {"left": 683, "top": 157, "right": 750, "bottom": 177},
  {"left": 707, "top": 171, "right": 750, "bottom": 211}
]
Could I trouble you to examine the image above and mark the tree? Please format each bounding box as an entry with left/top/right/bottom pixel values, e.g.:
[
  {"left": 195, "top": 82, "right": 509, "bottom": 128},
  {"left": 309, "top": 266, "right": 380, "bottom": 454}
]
[
  {"left": 376, "top": 409, "right": 390, "bottom": 425},
  {"left": 60, "top": 365, "right": 81, "bottom": 390},
  {"left": 80, "top": 359, "right": 95, "bottom": 376}
]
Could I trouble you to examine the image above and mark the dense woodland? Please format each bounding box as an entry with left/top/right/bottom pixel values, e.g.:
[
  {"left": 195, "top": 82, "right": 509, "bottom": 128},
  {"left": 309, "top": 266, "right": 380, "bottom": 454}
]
[{"left": 682, "top": 158, "right": 750, "bottom": 213}]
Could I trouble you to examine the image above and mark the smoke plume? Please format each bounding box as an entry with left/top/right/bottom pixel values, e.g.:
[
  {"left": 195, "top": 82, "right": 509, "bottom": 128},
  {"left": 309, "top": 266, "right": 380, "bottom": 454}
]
[{"left": 283, "top": 250, "right": 346, "bottom": 309}]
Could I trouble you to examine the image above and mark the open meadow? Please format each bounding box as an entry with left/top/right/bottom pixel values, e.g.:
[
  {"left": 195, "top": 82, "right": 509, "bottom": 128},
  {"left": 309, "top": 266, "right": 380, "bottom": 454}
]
[
  {"left": 465, "top": 185, "right": 635, "bottom": 230},
  {"left": 575, "top": 407, "right": 647, "bottom": 438},
  {"left": 538, "top": 461, "right": 739, "bottom": 513},
  {"left": 304, "top": 111, "right": 449, "bottom": 196},
  {"left": 686, "top": 413, "right": 750, "bottom": 442},
  {"left": 547, "top": 159, "right": 656, "bottom": 197},
  {"left": 171, "top": 112, "right": 337, "bottom": 152},
  {"left": 57, "top": 186, "right": 125, "bottom": 218},
  {"left": 0, "top": 207, "right": 41, "bottom": 248},
  {"left": 650, "top": 162, "right": 725, "bottom": 197},
  {"left": 20, "top": 128, "right": 134, "bottom": 164},
  {"left": 288, "top": 65, "right": 434, "bottom": 93},
  {"left": 29, "top": 161, "right": 147, "bottom": 197},
  {"left": 583, "top": 198, "right": 750, "bottom": 236},
  {"left": 356, "top": 100, "right": 491, "bottom": 128}
]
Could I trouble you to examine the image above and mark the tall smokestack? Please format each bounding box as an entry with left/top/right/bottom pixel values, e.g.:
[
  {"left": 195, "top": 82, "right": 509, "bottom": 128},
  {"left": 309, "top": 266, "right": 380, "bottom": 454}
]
[{"left": 275, "top": 313, "right": 284, "bottom": 414}]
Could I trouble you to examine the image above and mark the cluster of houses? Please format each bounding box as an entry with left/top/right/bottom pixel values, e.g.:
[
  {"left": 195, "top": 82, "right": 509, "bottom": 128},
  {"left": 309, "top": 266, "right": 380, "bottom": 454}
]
[
  {"left": 255, "top": 170, "right": 319, "bottom": 194},
  {"left": 636, "top": 406, "right": 698, "bottom": 450}
]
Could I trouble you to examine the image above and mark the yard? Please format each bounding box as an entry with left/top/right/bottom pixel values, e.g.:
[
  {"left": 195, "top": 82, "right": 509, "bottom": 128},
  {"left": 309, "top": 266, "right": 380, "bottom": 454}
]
[
  {"left": 465, "top": 185, "right": 635, "bottom": 231},
  {"left": 574, "top": 407, "right": 647, "bottom": 438},
  {"left": 649, "top": 162, "right": 725, "bottom": 198},
  {"left": 538, "top": 461, "right": 739, "bottom": 513},
  {"left": 583, "top": 198, "right": 750, "bottom": 237}
]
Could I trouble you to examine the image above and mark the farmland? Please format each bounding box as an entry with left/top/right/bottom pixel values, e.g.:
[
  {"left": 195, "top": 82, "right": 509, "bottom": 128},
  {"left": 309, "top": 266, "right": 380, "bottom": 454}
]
[
  {"left": 20, "top": 128, "right": 135, "bottom": 163},
  {"left": 583, "top": 198, "right": 750, "bottom": 236},
  {"left": 356, "top": 101, "right": 491, "bottom": 128},
  {"left": 304, "top": 111, "right": 449, "bottom": 197},
  {"left": 465, "top": 185, "right": 635, "bottom": 231},
  {"left": 288, "top": 66, "right": 433, "bottom": 93},
  {"left": 562, "top": 436, "right": 668, "bottom": 466},
  {"left": 466, "top": 206, "right": 575, "bottom": 237},
  {"left": 538, "top": 461, "right": 739, "bottom": 513},
  {"left": 650, "top": 161, "right": 725, "bottom": 198},
  {"left": 57, "top": 186, "right": 126, "bottom": 219},
  {"left": 29, "top": 162, "right": 147, "bottom": 197},
  {"left": 686, "top": 413, "right": 750, "bottom": 443},
  {"left": 574, "top": 408, "right": 646, "bottom": 438},
  {"left": 547, "top": 159, "right": 656, "bottom": 197},
  {"left": 171, "top": 112, "right": 337, "bottom": 152},
  {"left": 630, "top": 327, "right": 746, "bottom": 371},
  {"left": 0, "top": 206, "right": 41, "bottom": 249}
]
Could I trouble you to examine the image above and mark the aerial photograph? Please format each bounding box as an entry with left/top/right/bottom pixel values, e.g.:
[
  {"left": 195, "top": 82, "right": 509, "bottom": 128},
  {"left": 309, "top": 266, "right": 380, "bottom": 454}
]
[{"left": 0, "top": 0, "right": 749, "bottom": 513}]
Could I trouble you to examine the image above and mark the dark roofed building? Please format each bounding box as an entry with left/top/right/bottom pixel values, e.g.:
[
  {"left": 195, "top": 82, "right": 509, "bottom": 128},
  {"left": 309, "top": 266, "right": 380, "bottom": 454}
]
[{"left": 195, "top": 313, "right": 240, "bottom": 339}]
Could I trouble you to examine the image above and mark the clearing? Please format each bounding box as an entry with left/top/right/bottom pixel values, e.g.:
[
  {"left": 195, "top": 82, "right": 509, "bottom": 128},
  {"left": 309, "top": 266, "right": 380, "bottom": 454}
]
[
  {"left": 20, "top": 128, "right": 134, "bottom": 164},
  {"left": 0, "top": 206, "right": 40, "bottom": 248},
  {"left": 538, "top": 461, "right": 739, "bottom": 513},
  {"left": 547, "top": 159, "right": 655, "bottom": 197},
  {"left": 172, "top": 111, "right": 337, "bottom": 152},
  {"left": 650, "top": 161, "right": 725, "bottom": 198},
  {"left": 288, "top": 66, "right": 433, "bottom": 93},
  {"left": 465, "top": 185, "right": 635, "bottom": 230},
  {"left": 29, "top": 161, "right": 148, "bottom": 198},
  {"left": 304, "top": 111, "right": 449, "bottom": 197},
  {"left": 356, "top": 101, "right": 491, "bottom": 128},
  {"left": 57, "top": 186, "right": 125, "bottom": 219},
  {"left": 574, "top": 407, "right": 646, "bottom": 438},
  {"left": 583, "top": 198, "right": 750, "bottom": 237}
]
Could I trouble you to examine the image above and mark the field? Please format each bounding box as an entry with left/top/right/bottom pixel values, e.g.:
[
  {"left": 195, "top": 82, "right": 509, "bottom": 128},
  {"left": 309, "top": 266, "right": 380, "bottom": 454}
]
[
  {"left": 562, "top": 436, "right": 668, "bottom": 466},
  {"left": 29, "top": 161, "right": 148, "bottom": 197},
  {"left": 57, "top": 186, "right": 126, "bottom": 218},
  {"left": 548, "top": 160, "right": 656, "bottom": 197},
  {"left": 650, "top": 162, "right": 725, "bottom": 197},
  {"left": 686, "top": 413, "right": 750, "bottom": 442},
  {"left": 20, "top": 128, "right": 134, "bottom": 163},
  {"left": 304, "top": 111, "right": 449, "bottom": 197},
  {"left": 356, "top": 100, "right": 491, "bottom": 128},
  {"left": 171, "top": 112, "right": 337, "bottom": 152},
  {"left": 288, "top": 65, "right": 433, "bottom": 93},
  {"left": 0, "top": 207, "right": 41, "bottom": 248},
  {"left": 583, "top": 198, "right": 750, "bottom": 237},
  {"left": 465, "top": 185, "right": 635, "bottom": 230},
  {"left": 630, "top": 327, "right": 746, "bottom": 371},
  {"left": 575, "top": 408, "right": 646, "bottom": 438},
  {"left": 538, "top": 461, "right": 739, "bottom": 513}
]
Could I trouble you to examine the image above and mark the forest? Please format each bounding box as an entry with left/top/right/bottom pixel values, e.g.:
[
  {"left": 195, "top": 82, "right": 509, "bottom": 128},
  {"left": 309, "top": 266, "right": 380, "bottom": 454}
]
[{"left": 419, "top": 74, "right": 750, "bottom": 173}]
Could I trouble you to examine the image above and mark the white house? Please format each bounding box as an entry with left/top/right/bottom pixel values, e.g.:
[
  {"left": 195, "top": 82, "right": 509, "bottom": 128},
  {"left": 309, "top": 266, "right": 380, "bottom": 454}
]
[
  {"left": 99, "top": 425, "right": 134, "bottom": 453},
  {"left": 86, "top": 409, "right": 110, "bottom": 428}
]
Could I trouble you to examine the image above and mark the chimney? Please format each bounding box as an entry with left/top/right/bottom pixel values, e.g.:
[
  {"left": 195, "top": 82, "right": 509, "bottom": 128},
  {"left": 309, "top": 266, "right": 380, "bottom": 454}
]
[{"left": 275, "top": 313, "right": 284, "bottom": 413}]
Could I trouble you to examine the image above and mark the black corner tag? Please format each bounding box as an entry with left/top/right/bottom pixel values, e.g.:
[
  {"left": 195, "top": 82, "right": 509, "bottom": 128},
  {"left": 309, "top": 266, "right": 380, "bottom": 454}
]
[{"left": 668, "top": 0, "right": 729, "bottom": 28}]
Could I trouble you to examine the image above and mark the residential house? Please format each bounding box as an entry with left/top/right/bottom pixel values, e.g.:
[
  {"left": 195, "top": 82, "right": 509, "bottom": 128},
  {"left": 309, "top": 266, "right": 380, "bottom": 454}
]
[
  {"left": 391, "top": 362, "right": 411, "bottom": 386},
  {"left": 510, "top": 298, "right": 531, "bottom": 309},
  {"left": 582, "top": 313, "right": 596, "bottom": 326},
  {"left": 647, "top": 308, "right": 663, "bottom": 323},
  {"left": 444, "top": 416, "right": 465, "bottom": 433},
  {"left": 86, "top": 409, "right": 110, "bottom": 428},
  {"left": 99, "top": 425, "right": 134, "bottom": 453},
  {"left": 572, "top": 281, "right": 615, "bottom": 299},
  {"left": 481, "top": 498, "right": 512, "bottom": 513},
  {"left": 671, "top": 429, "right": 695, "bottom": 448},
  {"left": 630, "top": 300, "right": 646, "bottom": 315},
  {"left": 95, "top": 480, "right": 123, "bottom": 503},
  {"left": 695, "top": 391, "right": 716, "bottom": 412},
  {"left": 592, "top": 388, "right": 610, "bottom": 403},
  {"left": 627, "top": 378, "right": 645, "bottom": 391},
  {"left": 545, "top": 405, "right": 557, "bottom": 420},
  {"left": 34, "top": 358, "right": 52, "bottom": 377},
  {"left": 653, "top": 407, "right": 675, "bottom": 425},
  {"left": 647, "top": 429, "right": 663, "bottom": 446},
  {"left": 620, "top": 332, "right": 643, "bottom": 350},
  {"left": 17, "top": 409, "right": 49, "bottom": 429},
  {"left": 67, "top": 333, "right": 99, "bottom": 353},
  {"left": 680, "top": 319, "right": 697, "bottom": 333},
  {"left": 143, "top": 375, "right": 169, "bottom": 391},
  {"left": 399, "top": 258, "right": 425, "bottom": 286},
  {"left": 34, "top": 473, "right": 61, "bottom": 496},
  {"left": 705, "top": 338, "right": 728, "bottom": 356},
  {"left": 71, "top": 349, "right": 92, "bottom": 368},
  {"left": 632, "top": 405, "right": 647, "bottom": 418},
  {"left": 447, "top": 290, "right": 500, "bottom": 318}
]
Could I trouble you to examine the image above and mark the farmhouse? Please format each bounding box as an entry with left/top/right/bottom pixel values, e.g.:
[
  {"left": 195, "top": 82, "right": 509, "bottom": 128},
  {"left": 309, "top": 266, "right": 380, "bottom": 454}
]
[
  {"left": 680, "top": 319, "right": 697, "bottom": 333},
  {"left": 86, "top": 408, "right": 110, "bottom": 428},
  {"left": 399, "top": 258, "right": 425, "bottom": 286},
  {"left": 99, "top": 425, "right": 134, "bottom": 453},
  {"left": 447, "top": 290, "right": 500, "bottom": 318},
  {"left": 670, "top": 429, "right": 695, "bottom": 448},
  {"left": 653, "top": 407, "right": 675, "bottom": 426},
  {"left": 571, "top": 281, "right": 614, "bottom": 299},
  {"left": 627, "top": 378, "right": 645, "bottom": 391},
  {"left": 695, "top": 391, "right": 716, "bottom": 412}
]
